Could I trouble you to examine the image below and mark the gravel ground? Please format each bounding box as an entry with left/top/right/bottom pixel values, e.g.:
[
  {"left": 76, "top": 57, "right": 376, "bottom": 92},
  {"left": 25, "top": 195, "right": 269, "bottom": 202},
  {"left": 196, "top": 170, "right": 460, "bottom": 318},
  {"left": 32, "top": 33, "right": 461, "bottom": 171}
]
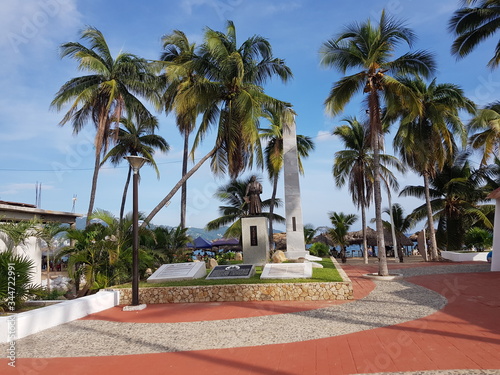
[{"left": 1, "top": 263, "right": 492, "bottom": 360}]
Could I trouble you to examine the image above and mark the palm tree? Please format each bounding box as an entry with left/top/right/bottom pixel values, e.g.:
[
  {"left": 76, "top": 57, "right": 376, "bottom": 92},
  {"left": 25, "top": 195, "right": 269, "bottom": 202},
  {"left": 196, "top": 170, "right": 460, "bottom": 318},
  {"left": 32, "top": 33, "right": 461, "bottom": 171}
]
[
  {"left": 51, "top": 27, "right": 157, "bottom": 224},
  {"left": 260, "top": 107, "right": 315, "bottom": 248},
  {"left": 303, "top": 224, "right": 317, "bottom": 245},
  {"left": 469, "top": 101, "right": 500, "bottom": 164},
  {"left": 401, "top": 155, "right": 493, "bottom": 251},
  {"left": 333, "top": 116, "right": 404, "bottom": 264},
  {"left": 143, "top": 21, "right": 292, "bottom": 226},
  {"left": 101, "top": 115, "right": 169, "bottom": 222},
  {"left": 206, "top": 177, "right": 285, "bottom": 239},
  {"left": 449, "top": 0, "right": 500, "bottom": 68},
  {"left": 328, "top": 212, "right": 358, "bottom": 263},
  {"left": 392, "top": 77, "right": 475, "bottom": 260},
  {"left": 381, "top": 203, "right": 413, "bottom": 262},
  {"left": 147, "top": 226, "right": 192, "bottom": 265},
  {"left": 320, "top": 11, "right": 436, "bottom": 275},
  {"left": 160, "top": 30, "right": 200, "bottom": 229},
  {"left": 37, "top": 223, "right": 67, "bottom": 292}
]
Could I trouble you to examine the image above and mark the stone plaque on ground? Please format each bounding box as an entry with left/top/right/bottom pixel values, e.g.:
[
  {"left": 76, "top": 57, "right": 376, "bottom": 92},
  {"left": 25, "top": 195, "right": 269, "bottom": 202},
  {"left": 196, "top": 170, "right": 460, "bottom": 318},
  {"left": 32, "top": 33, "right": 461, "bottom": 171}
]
[
  {"left": 147, "top": 262, "right": 207, "bottom": 283},
  {"left": 206, "top": 264, "right": 256, "bottom": 280},
  {"left": 260, "top": 263, "right": 312, "bottom": 279}
]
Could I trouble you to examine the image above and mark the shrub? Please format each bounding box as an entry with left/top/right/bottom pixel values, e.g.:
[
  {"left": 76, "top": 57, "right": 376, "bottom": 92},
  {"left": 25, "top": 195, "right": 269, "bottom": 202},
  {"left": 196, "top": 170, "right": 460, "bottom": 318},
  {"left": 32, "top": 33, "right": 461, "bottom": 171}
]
[
  {"left": 0, "top": 250, "right": 42, "bottom": 311},
  {"left": 309, "top": 242, "right": 330, "bottom": 257}
]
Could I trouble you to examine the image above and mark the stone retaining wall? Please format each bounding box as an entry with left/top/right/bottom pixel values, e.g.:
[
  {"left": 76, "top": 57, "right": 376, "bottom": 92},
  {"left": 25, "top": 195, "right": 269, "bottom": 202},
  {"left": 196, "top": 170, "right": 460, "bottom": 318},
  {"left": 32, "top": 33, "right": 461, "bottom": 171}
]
[{"left": 112, "top": 257, "right": 353, "bottom": 304}]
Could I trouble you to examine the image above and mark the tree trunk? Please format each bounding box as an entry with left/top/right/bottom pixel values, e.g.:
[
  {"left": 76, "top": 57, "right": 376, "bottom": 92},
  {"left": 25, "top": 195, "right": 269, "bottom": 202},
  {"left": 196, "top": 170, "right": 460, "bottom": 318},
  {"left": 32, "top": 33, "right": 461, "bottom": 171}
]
[
  {"left": 268, "top": 173, "right": 279, "bottom": 250},
  {"left": 369, "top": 89, "right": 388, "bottom": 276},
  {"left": 120, "top": 166, "right": 132, "bottom": 222},
  {"left": 361, "top": 199, "right": 368, "bottom": 264},
  {"left": 387, "top": 190, "right": 399, "bottom": 263},
  {"left": 86, "top": 152, "right": 101, "bottom": 225},
  {"left": 423, "top": 172, "right": 439, "bottom": 260},
  {"left": 180, "top": 130, "right": 189, "bottom": 229},
  {"left": 141, "top": 147, "right": 218, "bottom": 227}
]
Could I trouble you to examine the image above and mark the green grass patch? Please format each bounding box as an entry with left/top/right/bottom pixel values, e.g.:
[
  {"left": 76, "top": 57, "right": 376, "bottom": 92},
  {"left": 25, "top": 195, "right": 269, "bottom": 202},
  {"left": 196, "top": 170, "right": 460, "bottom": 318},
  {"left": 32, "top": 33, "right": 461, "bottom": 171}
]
[{"left": 113, "top": 259, "right": 343, "bottom": 288}]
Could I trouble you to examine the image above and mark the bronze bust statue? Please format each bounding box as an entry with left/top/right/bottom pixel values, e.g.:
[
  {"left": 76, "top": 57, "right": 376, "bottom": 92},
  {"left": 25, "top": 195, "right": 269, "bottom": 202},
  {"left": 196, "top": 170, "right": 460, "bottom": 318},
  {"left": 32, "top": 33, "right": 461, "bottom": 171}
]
[{"left": 244, "top": 175, "right": 262, "bottom": 215}]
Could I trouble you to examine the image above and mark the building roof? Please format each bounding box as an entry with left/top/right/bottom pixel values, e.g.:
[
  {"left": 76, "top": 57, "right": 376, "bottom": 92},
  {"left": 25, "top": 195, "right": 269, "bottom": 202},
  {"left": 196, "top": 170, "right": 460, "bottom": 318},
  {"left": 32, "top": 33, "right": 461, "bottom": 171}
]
[{"left": 0, "top": 201, "right": 82, "bottom": 224}]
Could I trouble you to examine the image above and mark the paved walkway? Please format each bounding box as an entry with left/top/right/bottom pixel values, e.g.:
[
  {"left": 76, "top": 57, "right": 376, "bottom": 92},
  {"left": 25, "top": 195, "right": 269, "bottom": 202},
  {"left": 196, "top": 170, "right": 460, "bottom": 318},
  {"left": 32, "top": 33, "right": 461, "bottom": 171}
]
[{"left": 2, "top": 260, "right": 499, "bottom": 374}]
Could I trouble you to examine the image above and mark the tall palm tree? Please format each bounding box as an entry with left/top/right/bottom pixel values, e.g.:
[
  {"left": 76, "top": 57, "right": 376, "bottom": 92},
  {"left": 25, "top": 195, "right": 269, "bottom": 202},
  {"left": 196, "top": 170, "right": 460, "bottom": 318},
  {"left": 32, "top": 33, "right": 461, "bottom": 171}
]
[
  {"left": 260, "top": 107, "right": 315, "bottom": 248},
  {"left": 143, "top": 21, "right": 292, "bottom": 226},
  {"left": 328, "top": 212, "right": 358, "bottom": 263},
  {"left": 51, "top": 27, "right": 157, "bottom": 224},
  {"left": 160, "top": 30, "right": 200, "bottom": 229},
  {"left": 381, "top": 203, "right": 413, "bottom": 262},
  {"left": 392, "top": 77, "right": 474, "bottom": 260},
  {"left": 101, "top": 115, "right": 169, "bottom": 222},
  {"left": 320, "top": 11, "right": 436, "bottom": 275},
  {"left": 469, "top": 101, "right": 500, "bottom": 164},
  {"left": 449, "top": 0, "right": 500, "bottom": 68},
  {"left": 401, "top": 155, "right": 493, "bottom": 251},
  {"left": 333, "top": 117, "right": 403, "bottom": 264},
  {"left": 206, "top": 177, "right": 285, "bottom": 239}
]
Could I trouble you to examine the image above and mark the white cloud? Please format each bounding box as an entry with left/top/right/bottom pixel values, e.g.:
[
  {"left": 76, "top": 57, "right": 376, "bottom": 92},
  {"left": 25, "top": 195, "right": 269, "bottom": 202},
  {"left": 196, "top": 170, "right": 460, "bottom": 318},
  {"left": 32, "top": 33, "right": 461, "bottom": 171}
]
[{"left": 0, "top": 182, "right": 54, "bottom": 196}]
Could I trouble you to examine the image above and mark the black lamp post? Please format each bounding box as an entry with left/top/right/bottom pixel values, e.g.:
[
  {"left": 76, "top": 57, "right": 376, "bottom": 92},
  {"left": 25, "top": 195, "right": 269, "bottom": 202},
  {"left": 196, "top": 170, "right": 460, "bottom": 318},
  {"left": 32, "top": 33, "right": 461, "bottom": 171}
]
[{"left": 124, "top": 155, "right": 147, "bottom": 306}]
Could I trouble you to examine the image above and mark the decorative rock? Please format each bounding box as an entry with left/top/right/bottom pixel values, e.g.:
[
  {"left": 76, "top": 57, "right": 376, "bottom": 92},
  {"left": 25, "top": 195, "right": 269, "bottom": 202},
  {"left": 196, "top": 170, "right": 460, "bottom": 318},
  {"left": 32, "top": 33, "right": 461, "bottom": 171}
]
[
  {"left": 208, "top": 258, "right": 218, "bottom": 269},
  {"left": 271, "top": 250, "right": 287, "bottom": 263}
]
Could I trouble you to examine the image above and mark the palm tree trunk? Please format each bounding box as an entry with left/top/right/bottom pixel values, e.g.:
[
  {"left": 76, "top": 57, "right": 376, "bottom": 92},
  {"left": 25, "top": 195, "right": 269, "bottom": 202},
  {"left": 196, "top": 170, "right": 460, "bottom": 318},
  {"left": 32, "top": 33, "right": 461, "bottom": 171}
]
[
  {"left": 86, "top": 153, "right": 101, "bottom": 225},
  {"left": 361, "top": 203, "right": 368, "bottom": 264},
  {"left": 180, "top": 130, "right": 189, "bottom": 229},
  {"left": 370, "top": 89, "right": 388, "bottom": 276},
  {"left": 142, "top": 146, "right": 218, "bottom": 227},
  {"left": 46, "top": 251, "right": 51, "bottom": 293},
  {"left": 268, "top": 173, "right": 279, "bottom": 250},
  {"left": 120, "top": 166, "right": 132, "bottom": 222},
  {"left": 423, "top": 172, "right": 438, "bottom": 260},
  {"left": 387, "top": 190, "right": 399, "bottom": 263}
]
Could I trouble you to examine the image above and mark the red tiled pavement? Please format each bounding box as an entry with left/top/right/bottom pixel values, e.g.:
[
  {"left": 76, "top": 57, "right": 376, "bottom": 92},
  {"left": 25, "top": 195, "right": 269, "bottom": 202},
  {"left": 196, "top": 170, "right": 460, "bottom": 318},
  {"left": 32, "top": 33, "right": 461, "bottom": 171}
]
[{"left": 2, "top": 262, "right": 499, "bottom": 375}]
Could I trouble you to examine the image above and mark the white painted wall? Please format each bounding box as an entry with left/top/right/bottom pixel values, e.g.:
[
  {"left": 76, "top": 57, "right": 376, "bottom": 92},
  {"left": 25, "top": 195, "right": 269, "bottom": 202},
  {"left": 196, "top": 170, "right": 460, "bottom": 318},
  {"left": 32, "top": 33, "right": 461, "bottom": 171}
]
[
  {"left": 0, "top": 290, "right": 120, "bottom": 343},
  {"left": 0, "top": 233, "right": 42, "bottom": 284}
]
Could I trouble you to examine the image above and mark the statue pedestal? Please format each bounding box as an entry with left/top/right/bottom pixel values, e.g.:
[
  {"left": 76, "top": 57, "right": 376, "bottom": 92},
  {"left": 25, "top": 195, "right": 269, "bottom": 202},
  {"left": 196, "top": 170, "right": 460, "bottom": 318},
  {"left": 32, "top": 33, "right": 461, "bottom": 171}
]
[{"left": 241, "top": 217, "right": 269, "bottom": 266}]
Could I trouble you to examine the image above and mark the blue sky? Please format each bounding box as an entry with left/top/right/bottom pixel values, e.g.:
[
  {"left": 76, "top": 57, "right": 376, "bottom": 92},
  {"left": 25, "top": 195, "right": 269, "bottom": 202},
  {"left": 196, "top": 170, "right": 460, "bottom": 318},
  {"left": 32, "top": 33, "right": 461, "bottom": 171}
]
[{"left": 1, "top": 0, "right": 498, "bottom": 232}]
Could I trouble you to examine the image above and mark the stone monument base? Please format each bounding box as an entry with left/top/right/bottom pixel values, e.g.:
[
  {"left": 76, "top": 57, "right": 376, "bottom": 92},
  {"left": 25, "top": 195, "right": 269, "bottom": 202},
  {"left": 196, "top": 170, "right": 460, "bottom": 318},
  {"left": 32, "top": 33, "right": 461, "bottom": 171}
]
[{"left": 242, "top": 216, "right": 269, "bottom": 265}]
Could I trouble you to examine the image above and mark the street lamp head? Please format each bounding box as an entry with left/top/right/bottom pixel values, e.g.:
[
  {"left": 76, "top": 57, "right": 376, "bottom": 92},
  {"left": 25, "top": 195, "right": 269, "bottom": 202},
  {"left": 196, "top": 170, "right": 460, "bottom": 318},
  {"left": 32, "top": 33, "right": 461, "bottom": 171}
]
[{"left": 124, "top": 156, "right": 148, "bottom": 174}]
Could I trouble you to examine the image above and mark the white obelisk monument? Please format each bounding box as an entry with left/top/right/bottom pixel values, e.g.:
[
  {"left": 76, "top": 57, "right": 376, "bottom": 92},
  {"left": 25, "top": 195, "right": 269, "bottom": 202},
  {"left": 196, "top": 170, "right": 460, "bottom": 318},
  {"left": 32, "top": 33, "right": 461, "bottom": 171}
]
[
  {"left": 487, "top": 188, "right": 500, "bottom": 271},
  {"left": 283, "top": 117, "right": 310, "bottom": 259}
]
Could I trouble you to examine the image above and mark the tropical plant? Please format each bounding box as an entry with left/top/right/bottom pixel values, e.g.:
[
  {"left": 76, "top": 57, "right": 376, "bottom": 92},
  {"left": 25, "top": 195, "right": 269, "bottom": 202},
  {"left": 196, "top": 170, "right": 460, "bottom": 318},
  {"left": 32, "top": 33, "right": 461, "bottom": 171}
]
[
  {"left": 303, "top": 224, "right": 317, "bottom": 245},
  {"left": 469, "top": 101, "right": 500, "bottom": 165},
  {"left": 328, "top": 211, "right": 358, "bottom": 262},
  {"left": 101, "top": 115, "right": 169, "bottom": 221},
  {"left": 0, "top": 219, "right": 37, "bottom": 251},
  {"left": 147, "top": 226, "right": 192, "bottom": 265},
  {"left": 0, "top": 250, "right": 42, "bottom": 311},
  {"left": 332, "top": 117, "right": 403, "bottom": 263},
  {"left": 401, "top": 154, "right": 494, "bottom": 251},
  {"left": 36, "top": 223, "right": 68, "bottom": 292},
  {"left": 143, "top": 21, "right": 292, "bottom": 226},
  {"left": 59, "top": 210, "right": 154, "bottom": 294},
  {"left": 51, "top": 27, "right": 158, "bottom": 224},
  {"left": 320, "top": 11, "right": 436, "bottom": 275},
  {"left": 449, "top": 0, "right": 500, "bottom": 68},
  {"left": 206, "top": 176, "right": 285, "bottom": 238},
  {"left": 160, "top": 30, "right": 201, "bottom": 229},
  {"left": 464, "top": 226, "right": 493, "bottom": 250},
  {"left": 309, "top": 242, "right": 330, "bottom": 257},
  {"left": 260, "top": 107, "right": 315, "bottom": 248}
]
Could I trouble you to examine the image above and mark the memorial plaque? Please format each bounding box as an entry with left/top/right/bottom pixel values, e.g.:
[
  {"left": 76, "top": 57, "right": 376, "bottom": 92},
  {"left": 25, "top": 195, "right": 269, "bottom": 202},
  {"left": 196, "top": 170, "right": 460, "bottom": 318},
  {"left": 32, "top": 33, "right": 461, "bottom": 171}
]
[
  {"left": 206, "top": 264, "right": 256, "bottom": 280},
  {"left": 260, "top": 263, "right": 313, "bottom": 279},
  {"left": 147, "top": 262, "right": 207, "bottom": 283}
]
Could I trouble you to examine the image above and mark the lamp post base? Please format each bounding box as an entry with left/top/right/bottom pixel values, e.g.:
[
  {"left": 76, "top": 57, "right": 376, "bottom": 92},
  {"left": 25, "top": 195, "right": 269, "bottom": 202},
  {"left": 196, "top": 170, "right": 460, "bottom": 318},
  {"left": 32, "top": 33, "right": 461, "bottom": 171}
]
[{"left": 122, "top": 304, "right": 147, "bottom": 311}]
